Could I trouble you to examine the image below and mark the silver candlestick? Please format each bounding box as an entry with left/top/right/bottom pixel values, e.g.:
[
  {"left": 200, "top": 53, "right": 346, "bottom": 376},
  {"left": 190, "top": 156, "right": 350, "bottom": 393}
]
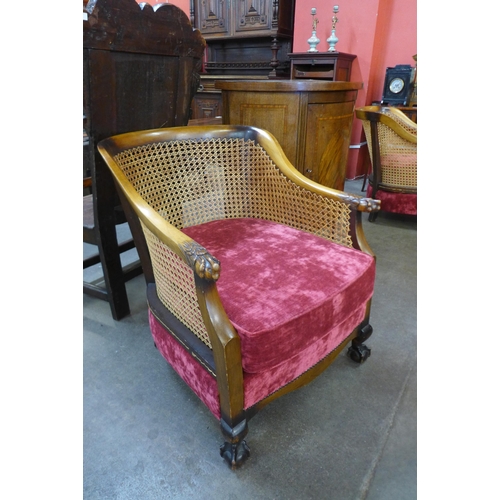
[
  {"left": 327, "top": 6, "right": 339, "bottom": 52},
  {"left": 307, "top": 8, "right": 320, "bottom": 53}
]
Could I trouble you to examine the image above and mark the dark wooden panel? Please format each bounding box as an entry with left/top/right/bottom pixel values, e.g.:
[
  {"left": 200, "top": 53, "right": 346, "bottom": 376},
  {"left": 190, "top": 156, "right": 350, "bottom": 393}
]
[
  {"left": 194, "top": 0, "right": 295, "bottom": 78},
  {"left": 87, "top": 50, "right": 186, "bottom": 141},
  {"left": 84, "top": 0, "right": 206, "bottom": 57},
  {"left": 83, "top": 0, "right": 206, "bottom": 319},
  {"left": 191, "top": 92, "right": 222, "bottom": 120}
]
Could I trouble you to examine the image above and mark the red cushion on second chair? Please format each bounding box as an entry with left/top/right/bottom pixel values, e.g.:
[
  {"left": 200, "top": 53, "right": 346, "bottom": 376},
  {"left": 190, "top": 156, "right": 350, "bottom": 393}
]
[
  {"left": 182, "top": 218, "right": 375, "bottom": 373},
  {"left": 367, "top": 185, "right": 417, "bottom": 215}
]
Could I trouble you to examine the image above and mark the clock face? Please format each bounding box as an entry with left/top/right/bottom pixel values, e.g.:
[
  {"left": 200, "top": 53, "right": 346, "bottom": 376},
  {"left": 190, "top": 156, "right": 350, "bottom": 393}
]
[{"left": 389, "top": 77, "right": 405, "bottom": 94}]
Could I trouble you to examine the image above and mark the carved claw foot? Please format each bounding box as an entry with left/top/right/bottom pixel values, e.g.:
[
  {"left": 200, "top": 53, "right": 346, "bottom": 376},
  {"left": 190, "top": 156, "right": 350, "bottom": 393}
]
[
  {"left": 348, "top": 343, "right": 371, "bottom": 363},
  {"left": 219, "top": 418, "right": 250, "bottom": 468},
  {"left": 220, "top": 440, "right": 250, "bottom": 469}
]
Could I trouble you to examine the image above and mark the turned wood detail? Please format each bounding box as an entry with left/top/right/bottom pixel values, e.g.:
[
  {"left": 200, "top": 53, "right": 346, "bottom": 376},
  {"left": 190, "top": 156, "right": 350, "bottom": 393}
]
[
  {"left": 272, "top": 0, "right": 279, "bottom": 28},
  {"left": 269, "top": 37, "right": 280, "bottom": 77},
  {"left": 181, "top": 241, "right": 221, "bottom": 281}
]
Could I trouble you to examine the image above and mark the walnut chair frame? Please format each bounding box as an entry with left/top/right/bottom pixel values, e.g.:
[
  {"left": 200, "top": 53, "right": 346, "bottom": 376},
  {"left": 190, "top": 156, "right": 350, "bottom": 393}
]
[
  {"left": 98, "top": 125, "right": 380, "bottom": 468},
  {"left": 356, "top": 105, "right": 417, "bottom": 221}
]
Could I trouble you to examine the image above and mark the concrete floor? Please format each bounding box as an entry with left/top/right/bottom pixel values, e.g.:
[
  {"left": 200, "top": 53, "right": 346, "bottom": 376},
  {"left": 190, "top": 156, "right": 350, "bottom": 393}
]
[{"left": 83, "top": 178, "right": 417, "bottom": 500}]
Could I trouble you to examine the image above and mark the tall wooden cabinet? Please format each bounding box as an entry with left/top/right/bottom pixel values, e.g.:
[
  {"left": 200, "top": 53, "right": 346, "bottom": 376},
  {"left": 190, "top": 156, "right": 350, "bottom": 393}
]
[
  {"left": 190, "top": 0, "right": 296, "bottom": 120},
  {"left": 192, "top": 0, "right": 296, "bottom": 78}
]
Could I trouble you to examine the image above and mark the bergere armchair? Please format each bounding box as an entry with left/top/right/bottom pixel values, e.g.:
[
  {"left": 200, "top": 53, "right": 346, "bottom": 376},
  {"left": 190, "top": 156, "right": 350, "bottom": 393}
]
[
  {"left": 98, "top": 125, "right": 380, "bottom": 468},
  {"left": 356, "top": 105, "right": 417, "bottom": 221}
]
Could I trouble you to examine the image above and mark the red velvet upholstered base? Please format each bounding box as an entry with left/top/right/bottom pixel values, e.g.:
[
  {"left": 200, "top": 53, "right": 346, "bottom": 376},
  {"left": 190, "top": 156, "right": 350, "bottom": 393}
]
[
  {"left": 149, "top": 309, "right": 221, "bottom": 419},
  {"left": 148, "top": 218, "right": 376, "bottom": 419},
  {"left": 149, "top": 303, "right": 366, "bottom": 419},
  {"left": 367, "top": 185, "right": 417, "bottom": 216}
]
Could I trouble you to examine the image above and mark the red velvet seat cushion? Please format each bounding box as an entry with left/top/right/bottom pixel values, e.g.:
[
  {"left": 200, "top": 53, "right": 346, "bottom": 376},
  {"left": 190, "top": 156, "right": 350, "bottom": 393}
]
[{"left": 182, "top": 218, "right": 375, "bottom": 374}]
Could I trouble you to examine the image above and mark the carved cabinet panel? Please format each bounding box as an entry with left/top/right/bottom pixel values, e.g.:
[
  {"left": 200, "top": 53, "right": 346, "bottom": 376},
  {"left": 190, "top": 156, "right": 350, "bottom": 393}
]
[
  {"left": 235, "top": 0, "right": 274, "bottom": 34},
  {"left": 191, "top": 92, "right": 222, "bottom": 119},
  {"left": 195, "top": 0, "right": 285, "bottom": 38},
  {"left": 198, "top": 0, "right": 229, "bottom": 35}
]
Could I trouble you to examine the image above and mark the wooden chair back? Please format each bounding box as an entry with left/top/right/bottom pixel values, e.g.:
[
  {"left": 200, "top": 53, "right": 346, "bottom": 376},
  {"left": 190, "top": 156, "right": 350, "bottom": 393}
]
[{"left": 83, "top": 0, "right": 206, "bottom": 319}]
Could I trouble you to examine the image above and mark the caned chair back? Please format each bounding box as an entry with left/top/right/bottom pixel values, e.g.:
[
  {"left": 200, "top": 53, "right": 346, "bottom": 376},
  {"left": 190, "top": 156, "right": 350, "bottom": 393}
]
[{"left": 357, "top": 106, "right": 417, "bottom": 192}]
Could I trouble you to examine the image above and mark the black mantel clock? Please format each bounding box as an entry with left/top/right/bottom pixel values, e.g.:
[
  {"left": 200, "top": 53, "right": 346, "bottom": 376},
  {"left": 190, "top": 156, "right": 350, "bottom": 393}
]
[{"left": 381, "top": 64, "right": 415, "bottom": 106}]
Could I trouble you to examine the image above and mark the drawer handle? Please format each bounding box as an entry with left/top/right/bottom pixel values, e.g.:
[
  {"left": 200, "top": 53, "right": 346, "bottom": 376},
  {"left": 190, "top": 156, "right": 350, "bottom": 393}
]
[{"left": 306, "top": 169, "right": 312, "bottom": 173}]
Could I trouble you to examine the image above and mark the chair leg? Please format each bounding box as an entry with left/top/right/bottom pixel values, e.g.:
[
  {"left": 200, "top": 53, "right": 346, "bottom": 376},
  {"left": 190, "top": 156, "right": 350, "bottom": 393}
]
[
  {"left": 361, "top": 151, "right": 371, "bottom": 192},
  {"left": 348, "top": 323, "right": 373, "bottom": 363},
  {"left": 368, "top": 184, "right": 379, "bottom": 222},
  {"left": 361, "top": 170, "right": 368, "bottom": 192},
  {"left": 96, "top": 221, "right": 131, "bottom": 320},
  {"left": 219, "top": 418, "right": 250, "bottom": 469}
]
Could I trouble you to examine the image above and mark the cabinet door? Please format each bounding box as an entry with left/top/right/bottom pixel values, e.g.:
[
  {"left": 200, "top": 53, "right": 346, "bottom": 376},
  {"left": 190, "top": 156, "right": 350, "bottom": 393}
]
[
  {"left": 235, "top": 0, "right": 273, "bottom": 34},
  {"left": 196, "top": 0, "right": 229, "bottom": 36},
  {"left": 302, "top": 101, "right": 355, "bottom": 190},
  {"left": 192, "top": 93, "right": 222, "bottom": 119},
  {"left": 222, "top": 90, "right": 301, "bottom": 166}
]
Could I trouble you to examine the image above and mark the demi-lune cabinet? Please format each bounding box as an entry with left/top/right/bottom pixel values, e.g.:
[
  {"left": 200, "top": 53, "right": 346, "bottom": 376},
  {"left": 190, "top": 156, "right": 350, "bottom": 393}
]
[{"left": 215, "top": 80, "right": 362, "bottom": 190}]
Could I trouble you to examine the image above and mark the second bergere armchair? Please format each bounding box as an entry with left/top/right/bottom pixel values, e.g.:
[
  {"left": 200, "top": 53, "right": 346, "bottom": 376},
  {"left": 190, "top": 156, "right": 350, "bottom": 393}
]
[
  {"left": 356, "top": 105, "right": 417, "bottom": 221},
  {"left": 98, "top": 125, "right": 380, "bottom": 468}
]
